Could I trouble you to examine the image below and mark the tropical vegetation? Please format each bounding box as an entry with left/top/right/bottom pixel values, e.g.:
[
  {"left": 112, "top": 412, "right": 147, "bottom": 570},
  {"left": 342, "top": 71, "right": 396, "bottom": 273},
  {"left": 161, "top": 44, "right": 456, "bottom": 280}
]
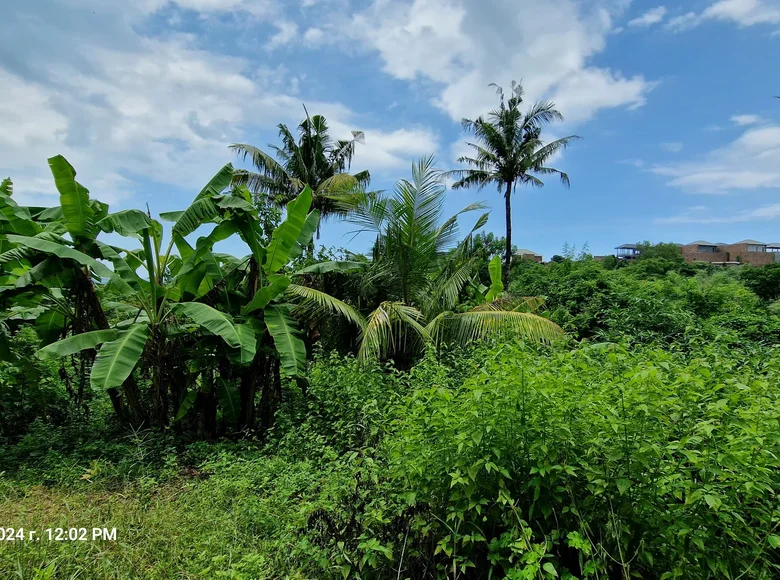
[{"left": 1, "top": 98, "right": 779, "bottom": 579}]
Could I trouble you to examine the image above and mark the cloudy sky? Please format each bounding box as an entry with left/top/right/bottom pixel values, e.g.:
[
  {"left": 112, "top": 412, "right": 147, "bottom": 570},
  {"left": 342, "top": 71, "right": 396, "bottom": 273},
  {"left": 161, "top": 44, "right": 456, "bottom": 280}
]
[{"left": 2, "top": 0, "right": 780, "bottom": 258}]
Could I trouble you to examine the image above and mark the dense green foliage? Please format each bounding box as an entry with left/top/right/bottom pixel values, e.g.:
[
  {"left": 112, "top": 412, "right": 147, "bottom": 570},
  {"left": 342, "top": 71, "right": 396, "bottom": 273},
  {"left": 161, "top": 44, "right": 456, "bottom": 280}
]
[
  {"left": 2, "top": 335, "right": 779, "bottom": 578},
  {"left": 2, "top": 136, "right": 780, "bottom": 576}
]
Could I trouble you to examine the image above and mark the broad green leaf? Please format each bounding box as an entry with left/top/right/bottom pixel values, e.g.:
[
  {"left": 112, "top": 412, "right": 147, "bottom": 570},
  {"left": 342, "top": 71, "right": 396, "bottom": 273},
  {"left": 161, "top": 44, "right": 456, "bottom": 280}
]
[
  {"left": 35, "top": 310, "right": 67, "bottom": 345},
  {"left": 97, "top": 210, "right": 152, "bottom": 237},
  {"left": 172, "top": 197, "right": 220, "bottom": 238},
  {"left": 0, "top": 184, "right": 40, "bottom": 236},
  {"left": 173, "top": 233, "right": 194, "bottom": 261},
  {"left": 265, "top": 304, "right": 306, "bottom": 378},
  {"left": 216, "top": 378, "right": 240, "bottom": 424},
  {"left": 160, "top": 210, "right": 184, "bottom": 223},
  {"left": 90, "top": 323, "right": 149, "bottom": 390},
  {"left": 235, "top": 324, "right": 257, "bottom": 365},
  {"left": 96, "top": 242, "right": 147, "bottom": 294},
  {"left": 194, "top": 164, "right": 234, "bottom": 201},
  {"left": 174, "top": 302, "right": 242, "bottom": 349},
  {"left": 288, "top": 209, "right": 320, "bottom": 261},
  {"left": 174, "top": 389, "right": 198, "bottom": 422},
  {"left": 216, "top": 196, "right": 256, "bottom": 212},
  {"left": 34, "top": 206, "right": 63, "bottom": 222},
  {"left": 171, "top": 164, "right": 234, "bottom": 237},
  {"left": 242, "top": 275, "right": 291, "bottom": 315},
  {"left": 15, "top": 257, "right": 65, "bottom": 288},
  {"left": 5, "top": 235, "right": 134, "bottom": 296},
  {"left": 264, "top": 186, "right": 313, "bottom": 275},
  {"left": 485, "top": 255, "right": 504, "bottom": 302},
  {"left": 176, "top": 261, "right": 209, "bottom": 299},
  {"left": 48, "top": 155, "right": 94, "bottom": 240},
  {"left": 38, "top": 329, "right": 119, "bottom": 359},
  {"left": 294, "top": 261, "right": 368, "bottom": 276}
]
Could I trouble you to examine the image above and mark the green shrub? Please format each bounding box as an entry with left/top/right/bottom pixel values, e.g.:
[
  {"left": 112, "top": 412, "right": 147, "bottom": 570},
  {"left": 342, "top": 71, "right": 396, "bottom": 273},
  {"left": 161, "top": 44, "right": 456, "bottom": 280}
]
[{"left": 328, "top": 342, "right": 780, "bottom": 579}]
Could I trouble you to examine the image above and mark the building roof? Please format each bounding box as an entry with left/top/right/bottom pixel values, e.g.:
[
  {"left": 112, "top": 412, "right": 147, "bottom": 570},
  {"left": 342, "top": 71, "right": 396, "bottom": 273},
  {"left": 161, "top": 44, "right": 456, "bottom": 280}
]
[
  {"left": 514, "top": 248, "right": 541, "bottom": 256},
  {"left": 735, "top": 239, "right": 765, "bottom": 245},
  {"left": 688, "top": 240, "right": 718, "bottom": 246},
  {"left": 767, "top": 243, "right": 780, "bottom": 248},
  {"left": 615, "top": 244, "right": 638, "bottom": 250}
]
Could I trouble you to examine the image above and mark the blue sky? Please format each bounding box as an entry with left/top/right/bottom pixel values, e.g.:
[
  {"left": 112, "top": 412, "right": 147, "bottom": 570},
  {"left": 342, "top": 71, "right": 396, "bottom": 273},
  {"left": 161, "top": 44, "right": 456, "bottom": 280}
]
[{"left": 1, "top": 0, "right": 780, "bottom": 260}]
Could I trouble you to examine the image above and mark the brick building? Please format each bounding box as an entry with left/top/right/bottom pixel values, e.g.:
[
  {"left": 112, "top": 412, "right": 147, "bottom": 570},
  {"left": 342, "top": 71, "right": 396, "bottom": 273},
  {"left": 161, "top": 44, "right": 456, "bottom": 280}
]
[
  {"left": 513, "top": 248, "right": 543, "bottom": 263},
  {"left": 612, "top": 240, "right": 780, "bottom": 266},
  {"left": 677, "top": 239, "right": 780, "bottom": 266},
  {"left": 679, "top": 240, "right": 730, "bottom": 264}
]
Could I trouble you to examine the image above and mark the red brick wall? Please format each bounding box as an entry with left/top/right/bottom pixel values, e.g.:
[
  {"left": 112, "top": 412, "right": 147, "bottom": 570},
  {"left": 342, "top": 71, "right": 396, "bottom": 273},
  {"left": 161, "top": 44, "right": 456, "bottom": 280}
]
[
  {"left": 720, "top": 244, "right": 776, "bottom": 266},
  {"left": 680, "top": 245, "right": 729, "bottom": 264}
]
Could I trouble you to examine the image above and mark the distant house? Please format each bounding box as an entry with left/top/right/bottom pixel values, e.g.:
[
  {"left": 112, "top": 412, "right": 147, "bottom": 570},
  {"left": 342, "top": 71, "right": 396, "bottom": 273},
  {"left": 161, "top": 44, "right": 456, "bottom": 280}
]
[
  {"left": 680, "top": 240, "right": 730, "bottom": 264},
  {"left": 513, "top": 248, "right": 543, "bottom": 263},
  {"left": 678, "top": 239, "right": 779, "bottom": 266},
  {"left": 615, "top": 244, "right": 641, "bottom": 260},
  {"left": 612, "top": 240, "right": 779, "bottom": 266}
]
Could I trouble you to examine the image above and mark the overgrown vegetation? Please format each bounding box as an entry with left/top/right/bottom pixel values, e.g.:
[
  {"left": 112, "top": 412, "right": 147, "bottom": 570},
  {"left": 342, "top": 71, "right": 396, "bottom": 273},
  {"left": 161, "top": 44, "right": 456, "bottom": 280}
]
[{"left": 1, "top": 100, "right": 779, "bottom": 578}]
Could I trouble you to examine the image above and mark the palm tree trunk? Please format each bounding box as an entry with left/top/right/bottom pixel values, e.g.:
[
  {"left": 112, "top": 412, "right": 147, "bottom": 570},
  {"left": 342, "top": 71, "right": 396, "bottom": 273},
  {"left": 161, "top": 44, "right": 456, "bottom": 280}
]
[{"left": 503, "top": 181, "right": 513, "bottom": 289}]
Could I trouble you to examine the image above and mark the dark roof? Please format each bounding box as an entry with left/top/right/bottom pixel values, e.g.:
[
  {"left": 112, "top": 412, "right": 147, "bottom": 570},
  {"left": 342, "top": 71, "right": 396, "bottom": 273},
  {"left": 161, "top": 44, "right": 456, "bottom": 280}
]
[
  {"left": 735, "top": 239, "right": 765, "bottom": 245},
  {"left": 615, "top": 244, "right": 639, "bottom": 250},
  {"left": 688, "top": 240, "right": 717, "bottom": 246}
]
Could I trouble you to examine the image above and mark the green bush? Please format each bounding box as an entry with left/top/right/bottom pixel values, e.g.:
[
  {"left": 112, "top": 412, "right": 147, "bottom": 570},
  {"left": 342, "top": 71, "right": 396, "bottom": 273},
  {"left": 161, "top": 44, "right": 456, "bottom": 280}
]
[
  {"left": 321, "top": 342, "right": 780, "bottom": 579},
  {"left": 0, "top": 328, "right": 72, "bottom": 440}
]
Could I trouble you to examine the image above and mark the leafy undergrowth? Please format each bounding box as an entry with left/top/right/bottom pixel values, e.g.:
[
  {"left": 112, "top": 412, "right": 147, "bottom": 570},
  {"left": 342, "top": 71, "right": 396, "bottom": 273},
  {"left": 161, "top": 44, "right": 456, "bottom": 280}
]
[{"left": 2, "top": 342, "right": 780, "bottom": 579}]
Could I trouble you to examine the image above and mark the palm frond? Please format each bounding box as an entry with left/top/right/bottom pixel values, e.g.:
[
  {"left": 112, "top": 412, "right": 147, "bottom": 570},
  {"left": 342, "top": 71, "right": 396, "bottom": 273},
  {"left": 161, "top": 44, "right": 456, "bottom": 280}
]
[
  {"left": 438, "top": 310, "right": 563, "bottom": 346},
  {"left": 358, "top": 301, "right": 430, "bottom": 363},
  {"left": 286, "top": 283, "right": 365, "bottom": 329}
]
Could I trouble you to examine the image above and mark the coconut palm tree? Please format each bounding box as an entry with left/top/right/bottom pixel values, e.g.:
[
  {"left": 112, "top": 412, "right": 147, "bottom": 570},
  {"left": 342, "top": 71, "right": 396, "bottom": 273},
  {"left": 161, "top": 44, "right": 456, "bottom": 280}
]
[
  {"left": 230, "top": 109, "right": 370, "bottom": 237},
  {"left": 449, "top": 81, "right": 579, "bottom": 287},
  {"left": 322, "top": 156, "right": 563, "bottom": 363}
]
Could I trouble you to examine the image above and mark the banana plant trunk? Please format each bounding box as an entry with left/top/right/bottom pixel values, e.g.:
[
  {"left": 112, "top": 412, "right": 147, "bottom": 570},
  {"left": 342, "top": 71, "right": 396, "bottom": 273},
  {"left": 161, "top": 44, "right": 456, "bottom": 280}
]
[
  {"left": 257, "top": 357, "right": 281, "bottom": 433},
  {"left": 149, "top": 326, "right": 170, "bottom": 427},
  {"left": 238, "top": 351, "right": 265, "bottom": 432},
  {"left": 79, "top": 268, "right": 147, "bottom": 427}
]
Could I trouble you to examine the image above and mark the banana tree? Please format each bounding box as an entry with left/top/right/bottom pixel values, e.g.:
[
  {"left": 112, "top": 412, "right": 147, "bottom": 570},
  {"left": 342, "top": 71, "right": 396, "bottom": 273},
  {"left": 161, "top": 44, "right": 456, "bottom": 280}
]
[
  {"left": 33, "top": 164, "right": 262, "bottom": 429},
  {"left": 0, "top": 159, "right": 148, "bottom": 423},
  {"left": 171, "top": 181, "right": 363, "bottom": 432}
]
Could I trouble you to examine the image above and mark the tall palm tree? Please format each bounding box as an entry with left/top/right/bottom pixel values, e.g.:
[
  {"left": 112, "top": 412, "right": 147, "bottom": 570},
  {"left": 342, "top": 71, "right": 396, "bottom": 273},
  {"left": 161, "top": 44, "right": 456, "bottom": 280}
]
[
  {"left": 449, "top": 81, "right": 579, "bottom": 287},
  {"left": 230, "top": 109, "right": 370, "bottom": 237},
  {"left": 322, "top": 156, "right": 563, "bottom": 363}
]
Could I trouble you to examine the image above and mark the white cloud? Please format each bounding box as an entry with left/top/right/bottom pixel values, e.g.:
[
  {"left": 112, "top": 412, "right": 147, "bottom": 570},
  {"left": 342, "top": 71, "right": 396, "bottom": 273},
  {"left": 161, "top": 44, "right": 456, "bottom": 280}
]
[
  {"left": 0, "top": 3, "right": 436, "bottom": 208},
  {"left": 628, "top": 6, "right": 667, "bottom": 27},
  {"left": 343, "top": 0, "right": 653, "bottom": 124},
  {"left": 266, "top": 20, "right": 299, "bottom": 50},
  {"left": 731, "top": 114, "right": 763, "bottom": 126},
  {"left": 652, "top": 124, "right": 780, "bottom": 193},
  {"left": 303, "top": 27, "right": 325, "bottom": 43},
  {"left": 330, "top": 123, "right": 440, "bottom": 174},
  {"left": 666, "top": 0, "right": 780, "bottom": 31},
  {"left": 665, "top": 12, "right": 700, "bottom": 31},
  {"left": 657, "top": 203, "right": 780, "bottom": 223},
  {"left": 660, "top": 142, "right": 684, "bottom": 152},
  {"left": 704, "top": 0, "right": 780, "bottom": 26}
]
